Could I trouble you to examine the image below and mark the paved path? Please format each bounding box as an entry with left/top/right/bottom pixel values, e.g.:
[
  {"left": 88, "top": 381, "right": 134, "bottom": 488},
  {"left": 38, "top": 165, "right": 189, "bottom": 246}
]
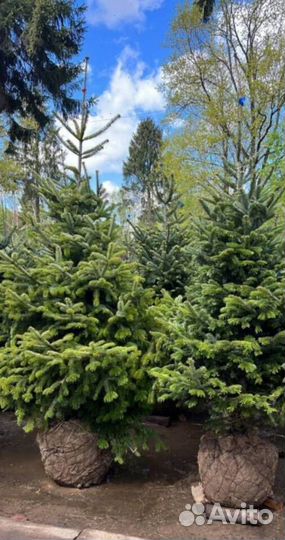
[{"left": 0, "top": 518, "right": 147, "bottom": 540}]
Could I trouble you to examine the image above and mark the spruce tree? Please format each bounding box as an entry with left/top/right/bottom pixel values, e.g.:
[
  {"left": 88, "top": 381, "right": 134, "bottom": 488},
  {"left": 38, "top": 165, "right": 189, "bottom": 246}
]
[
  {"left": 0, "top": 0, "right": 85, "bottom": 144},
  {"left": 123, "top": 118, "right": 163, "bottom": 222},
  {"left": 129, "top": 173, "right": 191, "bottom": 297},
  {"left": 152, "top": 177, "right": 285, "bottom": 433},
  {"left": 0, "top": 75, "right": 155, "bottom": 462}
]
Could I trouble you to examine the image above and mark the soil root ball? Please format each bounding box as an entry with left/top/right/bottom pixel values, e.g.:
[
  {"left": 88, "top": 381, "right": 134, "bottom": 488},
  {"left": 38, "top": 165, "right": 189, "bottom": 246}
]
[
  {"left": 37, "top": 420, "right": 113, "bottom": 488},
  {"left": 198, "top": 432, "right": 278, "bottom": 508}
]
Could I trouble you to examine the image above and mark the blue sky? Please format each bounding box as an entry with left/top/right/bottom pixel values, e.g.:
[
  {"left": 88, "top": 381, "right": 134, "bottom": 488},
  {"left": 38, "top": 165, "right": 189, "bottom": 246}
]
[{"left": 63, "top": 0, "right": 179, "bottom": 194}]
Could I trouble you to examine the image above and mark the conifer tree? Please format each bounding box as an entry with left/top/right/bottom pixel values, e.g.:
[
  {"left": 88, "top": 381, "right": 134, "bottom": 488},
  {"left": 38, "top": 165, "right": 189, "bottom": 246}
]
[
  {"left": 0, "top": 68, "right": 155, "bottom": 462},
  {"left": 57, "top": 57, "right": 120, "bottom": 185},
  {"left": 0, "top": 0, "right": 85, "bottom": 144},
  {"left": 129, "top": 172, "right": 191, "bottom": 297},
  {"left": 7, "top": 120, "right": 65, "bottom": 220},
  {"left": 152, "top": 176, "right": 285, "bottom": 433},
  {"left": 123, "top": 118, "right": 163, "bottom": 222}
]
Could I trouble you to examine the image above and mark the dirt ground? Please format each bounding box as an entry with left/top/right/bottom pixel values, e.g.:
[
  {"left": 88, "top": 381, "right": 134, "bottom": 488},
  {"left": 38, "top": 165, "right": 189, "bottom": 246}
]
[{"left": 0, "top": 412, "right": 284, "bottom": 540}]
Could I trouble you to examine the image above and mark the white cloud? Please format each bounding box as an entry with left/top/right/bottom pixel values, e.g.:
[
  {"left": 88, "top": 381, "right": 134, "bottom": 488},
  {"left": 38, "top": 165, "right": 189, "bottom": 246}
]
[
  {"left": 102, "top": 180, "right": 120, "bottom": 195},
  {"left": 87, "top": 0, "right": 164, "bottom": 28},
  {"left": 81, "top": 60, "right": 92, "bottom": 75},
  {"left": 61, "top": 47, "right": 165, "bottom": 176}
]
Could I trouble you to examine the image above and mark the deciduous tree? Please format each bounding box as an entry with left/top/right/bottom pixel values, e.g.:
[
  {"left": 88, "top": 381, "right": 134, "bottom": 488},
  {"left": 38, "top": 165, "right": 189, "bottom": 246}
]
[{"left": 164, "top": 0, "right": 285, "bottom": 191}]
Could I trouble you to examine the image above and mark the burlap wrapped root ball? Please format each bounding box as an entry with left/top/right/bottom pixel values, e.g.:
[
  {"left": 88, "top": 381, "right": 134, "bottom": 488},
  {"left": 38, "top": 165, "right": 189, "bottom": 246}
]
[
  {"left": 37, "top": 420, "right": 113, "bottom": 488},
  {"left": 198, "top": 432, "right": 278, "bottom": 508}
]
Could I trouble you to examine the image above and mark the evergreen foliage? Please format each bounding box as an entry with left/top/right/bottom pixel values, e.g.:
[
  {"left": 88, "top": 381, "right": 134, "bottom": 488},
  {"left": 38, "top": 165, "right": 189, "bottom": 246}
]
[
  {"left": 0, "top": 0, "right": 85, "bottom": 144},
  {"left": 8, "top": 120, "right": 65, "bottom": 220},
  {"left": 0, "top": 76, "right": 155, "bottom": 461},
  {"left": 0, "top": 177, "right": 156, "bottom": 461},
  {"left": 123, "top": 118, "right": 163, "bottom": 221},
  {"left": 151, "top": 177, "right": 285, "bottom": 433},
  {"left": 129, "top": 173, "right": 191, "bottom": 297},
  {"left": 56, "top": 62, "right": 120, "bottom": 185}
]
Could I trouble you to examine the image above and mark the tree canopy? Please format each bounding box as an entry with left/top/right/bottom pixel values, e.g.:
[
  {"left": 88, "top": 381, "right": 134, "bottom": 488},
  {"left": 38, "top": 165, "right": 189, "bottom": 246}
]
[
  {"left": 152, "top": 171, "right": 285, "bottom": 432},
  {"left": 123, "top": 118, "right": 163, "bottom": 221},
  {"left": 164, "top": 0, "right": 285, "bottom": 191},
  {"left": 0, "top": 0, "right": 85, "bottom": 143}
]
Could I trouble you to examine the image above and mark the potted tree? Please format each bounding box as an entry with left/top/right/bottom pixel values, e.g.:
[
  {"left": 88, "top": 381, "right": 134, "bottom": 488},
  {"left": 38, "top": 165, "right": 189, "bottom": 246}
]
[
  {"left": 151, "top": 176, "right": 285, "bottom": 507},
  {"left": 0, "top": 175, "right": 155, "bottom": 487},
  {"left": 0, "top": 63, "right": 156, "bottom": 487}
]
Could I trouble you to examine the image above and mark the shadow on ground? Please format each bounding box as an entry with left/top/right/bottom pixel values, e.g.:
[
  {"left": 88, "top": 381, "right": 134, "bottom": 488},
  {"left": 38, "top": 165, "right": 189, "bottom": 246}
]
[{"left": 0, "top": 413, "right": 284, "bottom": 539}]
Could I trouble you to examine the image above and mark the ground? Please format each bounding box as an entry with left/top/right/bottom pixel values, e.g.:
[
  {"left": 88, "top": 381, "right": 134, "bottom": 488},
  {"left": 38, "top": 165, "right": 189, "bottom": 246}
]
[{"left": 0, "top": 413, "right": 284, "bottom": 540}]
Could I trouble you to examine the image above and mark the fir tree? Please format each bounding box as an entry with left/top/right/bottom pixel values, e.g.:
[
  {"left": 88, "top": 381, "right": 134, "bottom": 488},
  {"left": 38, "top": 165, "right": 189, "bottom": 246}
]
[
  {"left": 129, "top": 172, "right": 191, "bottom": 297},
  {"left": 152, "top": 177, "right": 285, "bottom": 433},
  {"left": 0, "top": 73, "right": 155, "bottom": 462},
  {"left": 0, "top": 178, "right": 155, "bottom": 460},
  {"left": 57, "top": 58, "right": 120, "bottom": 185}
]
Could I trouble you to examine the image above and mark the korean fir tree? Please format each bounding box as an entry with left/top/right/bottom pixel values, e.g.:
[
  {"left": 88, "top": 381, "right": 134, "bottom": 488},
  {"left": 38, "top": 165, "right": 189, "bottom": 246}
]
[
  {"left": 56, "top": 57, "right": 120, "bottom": 185},
  {"left": 0, "top": 67, "right": 156, "bottom": 486},
  {"left": 151, "top": 174, "right": 285, "bottom": 506},
  {"left": 0, "top": 177, "right": 155, "bottom": 455}
]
